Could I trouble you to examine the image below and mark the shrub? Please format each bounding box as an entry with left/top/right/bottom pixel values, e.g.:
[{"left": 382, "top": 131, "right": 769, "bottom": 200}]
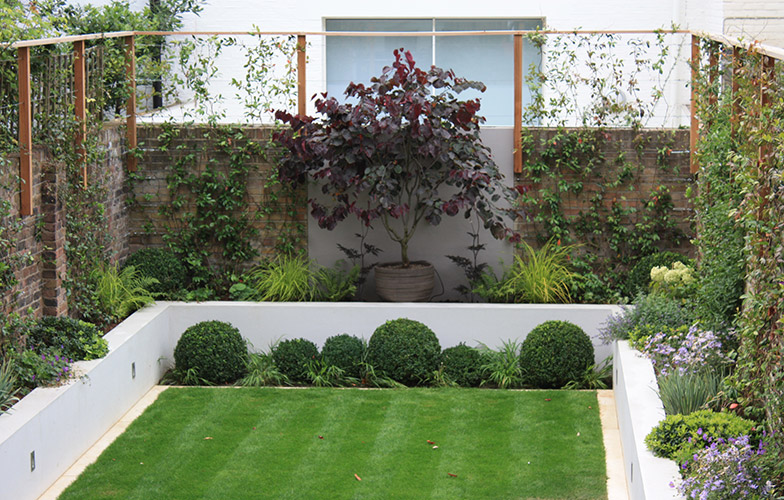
[
  {"left": 11, "top": 346, "right": 72, "bottom": 392},
  {"left": 598, "top": 292, "right": 696, "bottom": 343},
  {"left": 479, "top": 340, "right": 523, "bottom": 389},
  {"left": 26, "top": 316, "right": 107, "bottom": 361},
  {"left": 625, "top": 251, "right": 692, "bottom": 298},
  {"left": 645, "top": 409, "right": 757, "bottom": 462},
  {"left": 675, "top": 435, "right": 774, "bottom": 499},
  {"left": 271, "top": 338, "right": 319, "bottom": 383},
  {"left": 91, "top": 264, "right": 158, "bottom": 323},
  {"left": 0, "top": 358, "right": 18, "bottom": 413},
  {"left": 473, "top": 240, "right": 576, "bottom": 303},
  {"left": 241, "top": 352, "right": 288, "bottom": 387},
  {"left": 642, "top": 325, "right": 733, "bottom": 377},
  {"left": 657, "top": 370, "right": 723, "bottom": 416},
  {"left": 123, "top": 247, "right": 187, "bottom": 297},
  {"left": 519, "top": 320, "right": 594, "bottom": 389},
  {"left": 321, "top": 334, "right": 364, "bottom": 379},
  {"left": 442, "top": 343, "right": 484, "bottom": 387},
  {"left": 367, "top": 318, "right": 441, "bottom": 386},
  {"left": 173, "top": 321, "right": 248, "bottom": 384},
  {"left": 246, "top": 256, "right": 359, "bottom": 302}
]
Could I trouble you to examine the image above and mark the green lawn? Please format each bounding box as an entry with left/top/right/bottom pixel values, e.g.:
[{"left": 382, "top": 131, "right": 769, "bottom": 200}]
[{"left": 60, "top": 388, "right": 607, "bottom": 500}]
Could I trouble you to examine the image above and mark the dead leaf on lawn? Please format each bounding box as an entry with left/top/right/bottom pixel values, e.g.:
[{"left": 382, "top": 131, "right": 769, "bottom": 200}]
[
  {"left": 204, "top": 437, "right": 213, "bottom": 440},
  {"left": 354, "top": 474, "right": 362, "bottom": 481},
  {"left": 447, "top": 473, "right": 457, "bottom": 478}
]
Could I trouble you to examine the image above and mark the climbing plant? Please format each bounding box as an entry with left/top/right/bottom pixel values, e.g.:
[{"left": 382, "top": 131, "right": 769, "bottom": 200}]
[
  {"left": 138, "top": 34, "right": 304, "bottom": 295},
  {"left": 517, "top": 30, "right": 690, "bottom": 303},
  {"left": 692, "top": 38, "right": 784, "bottom": 484}
]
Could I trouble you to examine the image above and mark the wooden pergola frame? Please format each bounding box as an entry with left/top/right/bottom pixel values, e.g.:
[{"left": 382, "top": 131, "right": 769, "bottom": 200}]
[{"left": 9, "top": 28, "right": 777, "bottom": 216}]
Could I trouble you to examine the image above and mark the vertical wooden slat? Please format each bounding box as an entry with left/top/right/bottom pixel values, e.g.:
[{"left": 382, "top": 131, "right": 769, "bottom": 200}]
[
  {"left": 18, "top": 46, "right": 33, "bottom": 216},
  {"left": 125, "top": 35, "right": 137, "bottom": 172},
  {"left": 731, "top": 47, "right": 741, "bottom": 137},
  {"left": 513, "top": 34, "right": 523, "bottom": 174},
  {"left": 689, "top": 35, "right": 700, "bottom": 174},
  {"left": 297, "top": 34, "right": 307, "bottom": 116},
  {"left": 74, "top": 40, "right": 88, "bottom": 187}
]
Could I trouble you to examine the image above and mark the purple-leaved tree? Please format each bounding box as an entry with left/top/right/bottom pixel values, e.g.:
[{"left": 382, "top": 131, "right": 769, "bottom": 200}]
[{"left": 274, "top": 49, "right": 522, "bottom": 267}]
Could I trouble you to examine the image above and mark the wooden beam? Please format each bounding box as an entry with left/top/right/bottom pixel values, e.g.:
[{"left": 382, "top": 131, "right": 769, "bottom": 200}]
[
  {"left": 513, "top": 34, "right": 523, "bottom": 174},
  {"left": 74, "top": 39, "right": 87, "bottom": 187},
  {"left": 690, "top": 34, "right": 700, "bottom": 174},
  {"left": 18, "top": 46, "right": 33, "bottom": 216},
  {"left": 125, "top": 35, "right": 137, "bottom": 172},
  {"left": 297, "top": 34, "right": 306, "bottom": 116}
]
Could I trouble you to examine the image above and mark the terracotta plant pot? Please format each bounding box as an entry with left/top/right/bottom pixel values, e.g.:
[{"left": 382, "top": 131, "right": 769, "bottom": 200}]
[{"left": 374, "top": 261, "right": 435, "bottom": 302}]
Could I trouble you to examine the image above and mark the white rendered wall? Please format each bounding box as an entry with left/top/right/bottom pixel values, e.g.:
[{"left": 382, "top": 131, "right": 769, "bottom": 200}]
[{"left": 614, "top": 340, "right": 683, "bottom": 500}]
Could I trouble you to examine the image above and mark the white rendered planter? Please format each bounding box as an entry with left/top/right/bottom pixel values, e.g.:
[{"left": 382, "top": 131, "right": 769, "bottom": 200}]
[
  {"left": 613, "top": 340, "right": 683, "bottom": 499},
  {"left": 1, "top": 301, "right": 622, "bottom": 500}
]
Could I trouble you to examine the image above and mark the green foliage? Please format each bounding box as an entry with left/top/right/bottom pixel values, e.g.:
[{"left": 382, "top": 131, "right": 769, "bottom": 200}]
[
  {"left": 657, "top": 371, "right": 723, "bottom": 416},
  {"left": 628, "top": 324, "right": 688, "bottom": 352},
  {"left": 123, "top": 247, "right": 187, "bottom": 297},
  {"left": 246, "top": 255, "right": 313, "bottom": 301},
  {"left": 313, "top": 262, "right": 359, "bottom": 302},
  {"left": 473, "top": 240, "right": 576, "bottom": 303},
  {"left": 367, "top": 318, "right": 441, "bottom": 387},
  {"left": 321, "top": 334, "right": 364, "bottom": 379},
  {"left": 441, "top": 343, "right": 484, "bottom": 387},
  {"left": 240, "top": 351, "right": 288, "bottom": 387},
  {"left": 519, "top": 320, "right": 594, "bottom": 389},
  {"left": 625, "top": 251, "right": 693, "bottom": 298},
  {"left": 11, "top": 346, "right": 72, "bottom": 392},
  {"left": 479, "top": 340, "right": 524, "bottom": 389},
  {"left": 91, "top": 264, "right": 158, "bottom": 324},
  {"left": 518, "top": 126, "right": 688, "bottom": 305},
  {"left": 645, "top": 409, "right": 757, "bottom": 462},
  {"left": 25, "top": 316, "right": 108, "bottom": 361},
  {"left": 270, "top": 338, "right": 319, "bottom": 384},
  {"left": 563, "top": 356, "right": 613, "bottom": 390},
  {"left": 305, "top": 359, "right": 346, "bottom": 387},
  {"left": 0, "top": 357, "right": 18, "bottom": 413},
  {"left": 173, "top": 321, "right": 248, "bottom": 384},
  {"left": 600, "top": 292, "right": 696, "bottom": 343}
]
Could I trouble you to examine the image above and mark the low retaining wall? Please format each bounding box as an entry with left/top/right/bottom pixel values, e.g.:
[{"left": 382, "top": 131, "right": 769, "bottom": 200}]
[
  {"left": 0, "top": 301, "right": 622, "bottom": 500},
  {"left": 613, "top": 340, "right": 682, "bottom": 499}
]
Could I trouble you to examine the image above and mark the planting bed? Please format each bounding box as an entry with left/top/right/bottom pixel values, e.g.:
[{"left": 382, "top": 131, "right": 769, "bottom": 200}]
[{"left": 0, "top": 301, "right": 621, "bottom": 500}]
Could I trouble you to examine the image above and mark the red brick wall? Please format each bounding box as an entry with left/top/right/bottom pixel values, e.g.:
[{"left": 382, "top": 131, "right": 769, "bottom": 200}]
[
  {"left": 0, "top": 124, "right": 127, "bottom": 318},
  {"left": 514, "top": 128, "right": 693, "bottom": 255},
  {"left": 128, "top": 125, "right": 307, "bottom": 263}
]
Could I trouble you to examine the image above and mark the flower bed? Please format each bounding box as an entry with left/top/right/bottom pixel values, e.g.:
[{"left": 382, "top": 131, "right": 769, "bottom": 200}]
[{"left": 0, "top": 301, "right": 621, "bottom": 500}]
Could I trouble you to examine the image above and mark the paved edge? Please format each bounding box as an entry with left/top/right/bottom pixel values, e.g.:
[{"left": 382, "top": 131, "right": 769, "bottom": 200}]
[
  {"left": 40, "top": 386, "right": 629, "bottom": 500},
  {"left": 598, "top": 389, "right": 630, "bottom": 500},
  {"left": 37, "top": 385, "right": 169, "bottom": 500}
]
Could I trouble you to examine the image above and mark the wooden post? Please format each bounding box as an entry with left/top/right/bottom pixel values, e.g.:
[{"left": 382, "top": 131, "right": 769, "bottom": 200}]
[
  {"left": 125, "top": 35, "right": 137, "bottom": 172},
  {"left": 513, "top": 34, "right": 523, "bottom": 174},
  {"left": 297, "top": 34, "right": 306, "bottom": 116},
  {"left": 18, "top": 46, "right": 33, "bottom": 216},
  {"left": 74, "top": 40, "right": 88, "bottom": 187},
  {"left": 731, "top": 47, "right": 741, "bottom": 137},
  {"left": 689, "top": 35, "right": 700, "bottom": 174}
]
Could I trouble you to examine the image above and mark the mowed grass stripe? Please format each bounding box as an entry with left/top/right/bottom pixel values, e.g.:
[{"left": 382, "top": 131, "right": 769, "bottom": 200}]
[{"left": 60, "top": 388, "right": 608, "bottom": 500}]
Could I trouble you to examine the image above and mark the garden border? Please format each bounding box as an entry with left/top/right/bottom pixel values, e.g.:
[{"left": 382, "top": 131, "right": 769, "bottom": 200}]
[{"left": 2, "top": 301, "right": 622, "bottom": 500}]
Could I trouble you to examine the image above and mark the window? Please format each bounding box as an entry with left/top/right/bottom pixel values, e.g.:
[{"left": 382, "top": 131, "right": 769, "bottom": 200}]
[{"left": 325, "top": 18, "right": 542, "bottom": 126}]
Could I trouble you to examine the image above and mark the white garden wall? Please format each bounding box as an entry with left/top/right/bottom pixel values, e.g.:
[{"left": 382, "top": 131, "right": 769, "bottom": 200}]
[
  {"left": 1, "top": 301, "right": 621, "bottom": 500},
  {"left": 614, "top": 340, "right": 683, "bottom": 500}
]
